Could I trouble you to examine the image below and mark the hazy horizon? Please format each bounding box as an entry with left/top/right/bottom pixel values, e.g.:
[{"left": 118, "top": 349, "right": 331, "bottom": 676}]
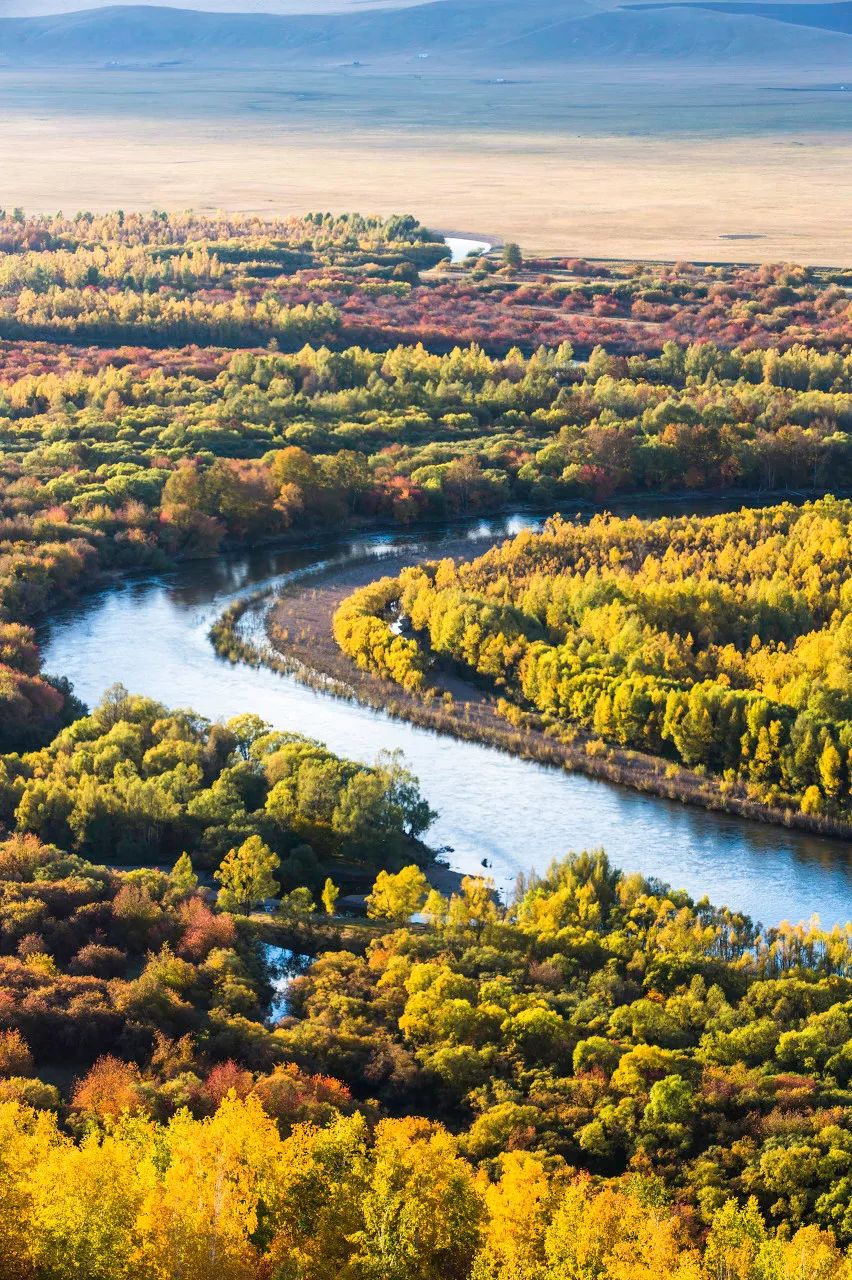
[{"left": 0, "top": 0, "right": 428, "bottom": 15}]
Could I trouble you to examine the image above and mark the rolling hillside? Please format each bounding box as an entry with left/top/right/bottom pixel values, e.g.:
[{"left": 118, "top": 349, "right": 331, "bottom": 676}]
[{"left": 1, "top": 0, "right": 851, "bottom": 66}]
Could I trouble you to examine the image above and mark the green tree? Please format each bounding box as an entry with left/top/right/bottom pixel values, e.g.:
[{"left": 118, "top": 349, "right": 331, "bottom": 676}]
[
  {"left": 225, "top": 713, "right": 270, "bottom": 761},
  {"left": 167, "top": 852, "right": 197, "bottom": 900},
  {"left": 366, "top": 865, "right": 428, "bottom": 922},
  {"left": 321, "top": 877, "right": 340, "bottom": 917},
  {"left": 277, "top": 887, "right": 316, "bottom": 921},
  {"left": 215, "top": 835, "right": 280, "bottom": 915}
]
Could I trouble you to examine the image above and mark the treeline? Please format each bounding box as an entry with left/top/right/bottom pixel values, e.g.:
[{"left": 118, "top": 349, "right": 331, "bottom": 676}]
[
  {"left": 0, "top": 244, "right": 225, "bottom": 296},
  {"left": 334, "top": 498, "right": 852, "bottom": 820},
  {"left": 0, "top": 686, "right": 433, "bottom": 875},
  {"left": 0, "top": 288, "right": 339, "bottom": 348},
  {"left": 0, "top": 208, "right": 447, "bottom": 265}
]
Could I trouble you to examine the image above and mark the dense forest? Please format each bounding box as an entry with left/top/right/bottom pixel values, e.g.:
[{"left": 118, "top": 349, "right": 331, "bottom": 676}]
[
  {"left": 334, "top": 499, "right": 852, "bottom": 823},
  {"left": 0, "top": 764, "right": 851, "bottom": 1275},
  {"left": 0, "top": 209, "right": 850, "bottom": 1276}
]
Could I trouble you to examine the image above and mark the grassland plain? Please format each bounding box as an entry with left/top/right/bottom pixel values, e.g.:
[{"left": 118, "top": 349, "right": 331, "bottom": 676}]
[
  {"left": 1, "top": 57, "right": 851, "bottom": 262},
  {"left": 3, "top": 113, "right": 851, "bottom": 263}
]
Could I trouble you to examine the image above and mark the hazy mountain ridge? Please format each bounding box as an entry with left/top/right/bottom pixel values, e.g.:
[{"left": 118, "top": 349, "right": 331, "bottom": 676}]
[
  {"left": 0, "top": 0, "right": 424, "bottom": 11},
  {"left": 1, "top": 0, "right": 851, "bottom": 65},
  {"left": 628, "top": 0, "right": 852, "bottom": 32}
]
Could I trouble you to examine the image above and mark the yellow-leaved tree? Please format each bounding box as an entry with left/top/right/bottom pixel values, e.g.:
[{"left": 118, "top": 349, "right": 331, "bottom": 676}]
[
  {"left": 133, "top": 1094, "right": 283, "bottom": 1280},
  {"left": 545, "top": 1178, "right": 701, "bottom": 1280},
  {"left": 472, "top": 1150, "right": 558, "bottom": 1280},
  {"left": 351, "top": 1117, "right": 485, "bottom": 1280},
  {"left": 29, "top": 1120, "right": 154, "bottom": 1280},
  {"left": 0, "top": 1101, "right": 62, "bottom": 1280},
  {"left": 366, "top": 865, "right": 428, "bottom": 922}
]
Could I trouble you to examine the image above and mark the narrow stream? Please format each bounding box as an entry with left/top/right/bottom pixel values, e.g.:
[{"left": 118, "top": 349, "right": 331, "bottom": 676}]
[
  {"left": 263, "top": 944, "right": 311, "bottom": 1023},
  {"left": 39, "top": 514, "right": 852, "bottom": 927}
]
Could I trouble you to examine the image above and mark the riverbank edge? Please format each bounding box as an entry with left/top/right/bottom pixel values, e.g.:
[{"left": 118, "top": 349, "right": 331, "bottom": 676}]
[
  {"left": 36, "top": 494, "right": 852, "bottom": 846},
  {"left": 209, "top": 549, "right": 852, "bottom": 848},
  {"left": 37, "top": 485, "right": 847, "bottom": 643}
]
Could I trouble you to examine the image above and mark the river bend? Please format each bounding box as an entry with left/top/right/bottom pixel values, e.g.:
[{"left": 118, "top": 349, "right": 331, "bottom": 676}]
[{"left": 39, "top": 515, "right": 852, "bottom": 928}]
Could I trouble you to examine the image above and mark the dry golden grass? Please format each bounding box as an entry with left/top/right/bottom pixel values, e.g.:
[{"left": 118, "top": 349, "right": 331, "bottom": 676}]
[{"left": 3, "top": 110, "right": 851, "bottom": 264}]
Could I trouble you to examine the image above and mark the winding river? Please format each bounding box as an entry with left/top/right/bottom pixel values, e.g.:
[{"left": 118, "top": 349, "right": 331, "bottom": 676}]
[{"left": 40, "top": 514, "right": 852, "bottom": 928}]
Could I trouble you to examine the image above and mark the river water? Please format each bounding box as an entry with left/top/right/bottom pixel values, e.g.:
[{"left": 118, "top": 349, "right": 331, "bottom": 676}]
[
  {"left": 39, "top": 515, "right": 852, "bottom": 928},
  {"left": 445, "top": 236, "right": 492, "bottom": 262},
  {"left": 262, "top": 944, "right": 311, "bottom": 1023}
]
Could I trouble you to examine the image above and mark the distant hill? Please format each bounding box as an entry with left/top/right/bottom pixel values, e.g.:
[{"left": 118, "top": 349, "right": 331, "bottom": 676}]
[
  {"left": 0, "top": 0, "right": 423, "bottom": 11},
  {"left": 628, "top": 0, "right": 852, "bottom": 34},
  {"left": 1, "top": 0, "right": 851, "bottom": 66}
]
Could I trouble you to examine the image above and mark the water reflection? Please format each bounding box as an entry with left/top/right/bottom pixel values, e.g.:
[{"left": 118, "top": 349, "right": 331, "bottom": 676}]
[{"left": 262, "top": 944, "right": 311, "bottom": 1024}]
